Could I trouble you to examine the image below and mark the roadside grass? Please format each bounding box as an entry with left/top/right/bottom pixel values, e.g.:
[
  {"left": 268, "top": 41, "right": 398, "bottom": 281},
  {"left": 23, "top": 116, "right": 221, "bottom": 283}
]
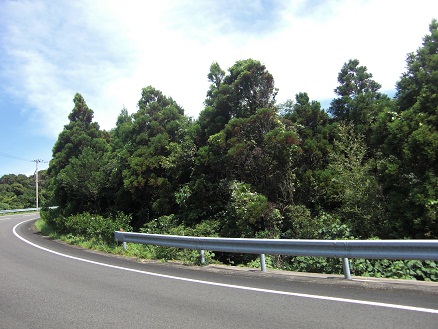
[
  {"left": 34, "top": 218, "right": 201, "bottom": 264},
  {"left": 35, "top": 218, "right": 60, "bottom": 237},
  {"left": 35, "top": 218, "right": 146, "bottom": 258}
]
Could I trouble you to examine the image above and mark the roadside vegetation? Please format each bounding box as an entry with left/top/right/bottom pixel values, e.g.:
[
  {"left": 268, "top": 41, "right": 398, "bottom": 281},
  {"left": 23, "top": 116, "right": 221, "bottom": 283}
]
[
  {"left": 28, "top": 20, "right": 438, "bottom": 281},
  {"left": 36, "top": 213, "right": 437, "bottom": 281},
  {"left": 0, "top": 172, "right": 48, "bottom": 210}
]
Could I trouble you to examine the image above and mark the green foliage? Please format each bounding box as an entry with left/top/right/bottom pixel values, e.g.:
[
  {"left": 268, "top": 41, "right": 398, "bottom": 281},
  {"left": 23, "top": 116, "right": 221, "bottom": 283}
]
[
  {"left": 216, "top": 108, "right": 301, "bottom": 207},
  {"left": 57, "top": 148, "right": 111, "bottom": 214},
  {"left": 139, "top": 215, "right": 219, "bottom": 264},
  {"left": 200, "top": 59, "right": 277, "bottom": 142},
  {"left": 38, "top": 21, "right": 438, "bottom": 280},
  {"left": 350, "top": 259, "right": 437, "bottom": 281},
  {"left": 282, "top": 256, "right": 345, "bottom": 275},
  {"left": 327, "top": 122, "right": 383, "bottom": 237},
  {"left": 114, "top": 86, "right": 192, "bottom": 226},
  {"left": 329, "top": 59, "right": 394, "bottom": 150},
  {"left": 282, "top": 208, "right": 351, "bottom": 239},
  {"left": 0, "top": 172, "right": 48, "bottom": 209},
  {"left": 279, "top": 94, "right": 335, "bottom": 211},
  {"left": 224, "top": 59, "right": 277, "bottom": 118},
  {"left": 228, "top": 181, "right": 271, "bottom": 238},
  {"left": 41, "top": 208, "right": 132, "bottom": 244},
  {"left": 330, "top": 59, "right": 382, "bottom": 125},
  {"left": 373, "top": 19, "right": 438, "bottom": 238},
  {"left": 276, "top": 211, "right": 353, "bottom": 274},
  {"left": 47, "top": 93, "right": 109, "bottom": 215}
]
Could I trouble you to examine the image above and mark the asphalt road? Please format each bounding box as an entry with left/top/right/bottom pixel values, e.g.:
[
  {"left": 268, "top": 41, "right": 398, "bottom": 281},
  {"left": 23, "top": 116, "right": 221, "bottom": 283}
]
[{"left": 1, "top": 213, "right": 437, "bottom": 328}]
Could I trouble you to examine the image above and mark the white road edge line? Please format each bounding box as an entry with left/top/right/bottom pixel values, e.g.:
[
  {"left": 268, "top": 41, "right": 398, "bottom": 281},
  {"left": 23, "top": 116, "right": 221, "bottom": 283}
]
[{"left": 13, "top": 218, "right": 438, "bottom": 315}]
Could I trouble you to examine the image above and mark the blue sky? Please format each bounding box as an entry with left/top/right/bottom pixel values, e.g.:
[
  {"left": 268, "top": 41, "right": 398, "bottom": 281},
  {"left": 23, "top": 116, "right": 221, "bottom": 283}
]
[{"left": 0, "top": 0, "right": 437, "bottom": 176}]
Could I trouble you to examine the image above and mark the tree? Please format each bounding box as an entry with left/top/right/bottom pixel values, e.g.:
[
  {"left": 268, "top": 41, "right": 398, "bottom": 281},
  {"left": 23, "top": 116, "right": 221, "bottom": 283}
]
[
  {"left": 47, "top": 93, "right": 109, "bottom": 214},
  {"left": 0, "top": 173, "right": 47, "bottom": 209},
  {"left": 104, "top": 107, "right": 135, "bottom": 215},
  {"left": 227, "top": 180, "right": 277, "bottom": 238},
  {"left": 68, "top": 93, "right": 94, "bottom": 124},
  {"left": 193, "top": 106, "right": 301, "bottom": 239},
  {"left": 224, "top": 59, "right": 277, "bottom": 118},
  {"left": 377, "top": 20, "right": 438, "bottom": 238},
  {"left": 120, "top": 86, "right": 192, "bottom": 227},
  {"left": 280, "top": 93, "right": 334, "bottom": 212},
  {"left": 329, "top": 59, "right": 392, "bottom": 148},
  {"left": 111, "top": 107, "right": 133, "bottom": 150},
  {"left": 281, "top": 93, "right": 331, "bottom": 169},
  {"left": 49, "top": 93, "right": 108, "bottom": 176},
  {"left": 199, "top": 59, "right": 277, "bottom": 142},
  {"left": 333, "top": 59, "right": 381, "bottom": 99},
  {"left": 188, "top": 60, "right": 281, "bottom": 228},
  {"left": 327, "top": 122, "right": 383, "bottom": 238},
  {"left": 220, "top": 108, "right": 300, "bottom": 203},
  {"left": 57, "top": 148, "right": 109, "bottom": 214}
]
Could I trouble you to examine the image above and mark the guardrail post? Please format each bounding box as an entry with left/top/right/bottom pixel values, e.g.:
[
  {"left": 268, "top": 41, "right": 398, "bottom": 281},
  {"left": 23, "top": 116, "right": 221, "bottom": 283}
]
[
  {"left": 200, "top": 250, "right": 205, "bottom": 264},
  {"left": 123, "top": 242, "right": 127, "bottom": 251},
  {"left": 260, "top": 254, "right": 266, "bottom": 272},
  {"left": 342, "top": 257, "right": 351, "bottom": 279}
]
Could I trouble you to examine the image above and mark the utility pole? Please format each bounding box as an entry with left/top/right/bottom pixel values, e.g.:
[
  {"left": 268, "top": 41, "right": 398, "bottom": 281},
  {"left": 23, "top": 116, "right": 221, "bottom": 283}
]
[{"left": 33, "top": 159, "right": 44, "bottom": 209}]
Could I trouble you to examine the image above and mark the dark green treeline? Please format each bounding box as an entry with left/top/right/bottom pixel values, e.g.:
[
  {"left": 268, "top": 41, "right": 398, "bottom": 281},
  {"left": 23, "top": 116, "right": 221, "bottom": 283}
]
[
  {"left": 45, "top": 20, "right": 437, "bottom": 243},
  {"left": 0, "top": 172, "right": 48, "bottom": 209}
]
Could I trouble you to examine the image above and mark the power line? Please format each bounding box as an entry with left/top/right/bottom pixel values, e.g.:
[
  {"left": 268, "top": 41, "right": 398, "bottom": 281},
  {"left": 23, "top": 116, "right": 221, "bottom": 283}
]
[
  {"left": 0, "top": 152, "right": 49, "bottom": 164},
  {"left": 0, "top": 152, "right": 33, "bottom": 162}
]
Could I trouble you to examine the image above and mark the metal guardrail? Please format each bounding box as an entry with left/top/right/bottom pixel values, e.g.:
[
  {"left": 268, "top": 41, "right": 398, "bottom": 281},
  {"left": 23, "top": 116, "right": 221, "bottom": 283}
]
[
  {"left": 114, "top": 231, "right": 438, "bottom": 279},
  {"left": 0, "top": 208, "right": 40, "bottom": 214},
  {"left": 0, "top": 206, "right": 58, "bottom": 215}
]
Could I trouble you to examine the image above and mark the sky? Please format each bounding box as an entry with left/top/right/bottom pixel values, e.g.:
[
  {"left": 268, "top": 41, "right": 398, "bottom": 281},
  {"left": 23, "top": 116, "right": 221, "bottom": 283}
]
[{"left": 0, "top": 0, "right": 437, "bottom": 177}]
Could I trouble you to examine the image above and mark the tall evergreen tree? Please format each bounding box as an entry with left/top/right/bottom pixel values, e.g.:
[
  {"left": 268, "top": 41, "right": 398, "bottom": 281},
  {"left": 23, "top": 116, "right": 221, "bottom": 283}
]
[
  {"left": 120, "top": 86, "right": 191, "bottom": 227},
  {"left": 377, "top": 20, "right": 438, "bottom": 238},
  {"left": 280, "top": 93, "right": 334, "bottom": 212},
  {"left": 224, "top": 59, "right": 277, "bottom": 119},
  {"left": 329, "top": 59, "right": 392, "bottom": 149},
  {"left": 47, "top": 93, "right": 109, "bottom": 214},
  {"left": 199, "top": 59, "right": 277, "bottom": 143}
]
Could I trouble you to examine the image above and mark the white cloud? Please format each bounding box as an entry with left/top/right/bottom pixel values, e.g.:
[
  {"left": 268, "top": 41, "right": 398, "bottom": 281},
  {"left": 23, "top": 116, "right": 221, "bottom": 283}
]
[{"left": 1, "top": 0, "right": 437, "bottom": 139}]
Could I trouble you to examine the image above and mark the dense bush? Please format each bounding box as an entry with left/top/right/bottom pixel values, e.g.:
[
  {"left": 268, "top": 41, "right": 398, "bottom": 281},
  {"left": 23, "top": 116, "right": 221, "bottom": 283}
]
[
  {"left": 350, "top": 259, "right": 437, "bottom": 281},
  {"left": 139, "top": 215, "right": 218, "bottom": 264},
  {"left": 41, "top": 208, "right": 132, "bottom": 244},
  {"left": 0, "top": 172, "right": 48, "bottom": 209}
]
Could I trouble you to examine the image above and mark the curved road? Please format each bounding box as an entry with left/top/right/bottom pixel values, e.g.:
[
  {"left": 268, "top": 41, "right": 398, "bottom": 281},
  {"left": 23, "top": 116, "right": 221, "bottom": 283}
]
[{"left": 1, "top": 213, "right": 437, "bottom": 328}]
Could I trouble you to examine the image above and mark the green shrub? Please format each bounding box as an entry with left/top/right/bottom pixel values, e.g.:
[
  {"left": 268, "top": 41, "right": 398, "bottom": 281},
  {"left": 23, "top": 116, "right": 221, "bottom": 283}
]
[
  {"left": 350, "top": 259, "right": 437, "bottom": 281},
  {"left": 41, "top": 209, "right": 132, "bottom": 244},
  {"left": 40, "top": 207, "right": 66, "bottom": 232},
  {"left": 140, "top": 215, "right": 219, "bottom": 264}
]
